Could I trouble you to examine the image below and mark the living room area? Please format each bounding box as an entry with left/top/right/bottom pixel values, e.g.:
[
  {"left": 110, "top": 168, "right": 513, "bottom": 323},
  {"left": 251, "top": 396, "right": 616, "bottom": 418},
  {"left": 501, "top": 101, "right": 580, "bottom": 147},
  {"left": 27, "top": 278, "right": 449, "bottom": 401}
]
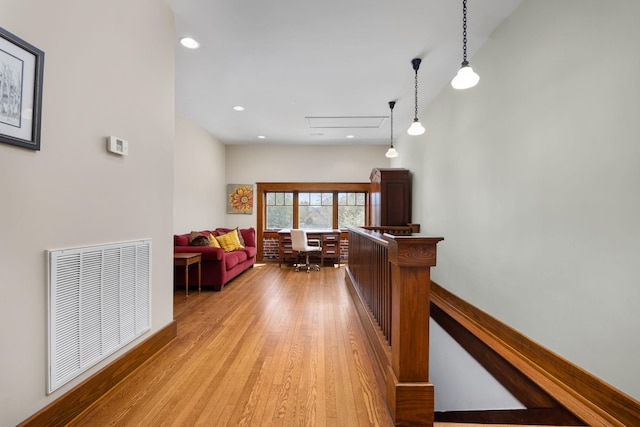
[{"left": 1, "top": 1, "right": 392, "bottom": 422}]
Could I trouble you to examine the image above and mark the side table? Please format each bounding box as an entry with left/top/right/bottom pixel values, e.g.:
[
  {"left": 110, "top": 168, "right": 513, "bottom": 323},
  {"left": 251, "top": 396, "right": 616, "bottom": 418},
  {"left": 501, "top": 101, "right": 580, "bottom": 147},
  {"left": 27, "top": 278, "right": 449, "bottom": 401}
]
[{"left": 173, "top": 253, "right": 202, "bottom": 297}]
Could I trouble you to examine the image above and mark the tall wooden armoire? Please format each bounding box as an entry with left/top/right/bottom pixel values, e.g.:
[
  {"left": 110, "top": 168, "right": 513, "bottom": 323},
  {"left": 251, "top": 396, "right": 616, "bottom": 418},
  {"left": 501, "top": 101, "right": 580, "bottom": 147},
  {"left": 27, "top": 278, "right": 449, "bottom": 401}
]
[{"left": 369, "top": 168, "right": 411, "bottom": 226}]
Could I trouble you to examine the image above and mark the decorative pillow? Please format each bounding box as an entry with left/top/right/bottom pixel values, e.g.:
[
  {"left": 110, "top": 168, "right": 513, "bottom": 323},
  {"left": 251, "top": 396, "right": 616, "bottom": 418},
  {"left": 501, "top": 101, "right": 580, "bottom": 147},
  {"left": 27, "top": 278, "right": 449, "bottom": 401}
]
[
  {"left": 216, "top": 227, "right": 246, "bottom": 246},
  {"left": 216, "top": 229, "right": 244, "bottom": 252},
  {"left": 208, "top": 233, "right": 221, "bottom": 248},
  {"left": 234, "top": 227, "right": 245, "bottom": 246},
  {"left": 190, "top": 235, "right": 210, "bottom": 246},
  {"left": 189, "top": 231, "right": 203, "bottom": 244},
  {"left": 239, "top": 228, "right": 255, "bottom": 247}
]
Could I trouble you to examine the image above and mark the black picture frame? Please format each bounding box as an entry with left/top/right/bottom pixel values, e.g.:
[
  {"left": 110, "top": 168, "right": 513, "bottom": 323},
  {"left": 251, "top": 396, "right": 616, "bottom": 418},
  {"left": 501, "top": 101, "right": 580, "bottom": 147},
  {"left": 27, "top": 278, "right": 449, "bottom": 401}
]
[{"left": 0, "top": 27, "right": 44, "bottom": 150}]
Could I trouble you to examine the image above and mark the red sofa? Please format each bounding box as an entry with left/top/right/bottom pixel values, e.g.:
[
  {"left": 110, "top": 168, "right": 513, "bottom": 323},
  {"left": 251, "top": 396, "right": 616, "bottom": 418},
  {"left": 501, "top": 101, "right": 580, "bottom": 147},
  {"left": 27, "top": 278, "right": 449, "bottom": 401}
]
[{"left": 174, "top": 227, "right": 257, "bottom": 291}]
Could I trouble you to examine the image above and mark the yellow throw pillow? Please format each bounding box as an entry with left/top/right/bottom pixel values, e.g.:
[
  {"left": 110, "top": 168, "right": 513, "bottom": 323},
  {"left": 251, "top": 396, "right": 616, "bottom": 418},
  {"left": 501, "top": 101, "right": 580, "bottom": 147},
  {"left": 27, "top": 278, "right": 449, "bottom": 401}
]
[
  {"left": 208, "top": 233, "right": 221, "bottom": 248},
  {"left": 215, "top": 229, "right": 244, "bottom": 252}
]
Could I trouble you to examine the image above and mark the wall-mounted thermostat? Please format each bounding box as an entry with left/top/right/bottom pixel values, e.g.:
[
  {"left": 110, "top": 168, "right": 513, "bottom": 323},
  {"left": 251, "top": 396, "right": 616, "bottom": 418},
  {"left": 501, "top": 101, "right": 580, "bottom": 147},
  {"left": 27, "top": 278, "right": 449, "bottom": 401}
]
[{"left": 107, "top": 136, "right": 129, "bottom": 156}]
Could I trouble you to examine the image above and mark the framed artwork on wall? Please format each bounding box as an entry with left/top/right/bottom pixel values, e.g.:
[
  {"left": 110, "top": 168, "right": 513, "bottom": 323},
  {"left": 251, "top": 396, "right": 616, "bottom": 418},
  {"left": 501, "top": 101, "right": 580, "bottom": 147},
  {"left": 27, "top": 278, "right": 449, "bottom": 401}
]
[
  {"left": 227, "top": 184, "right": 254, "bottom": 214},
  {"left": 0, "top": 27, "right": 45, "bottom": 150}
]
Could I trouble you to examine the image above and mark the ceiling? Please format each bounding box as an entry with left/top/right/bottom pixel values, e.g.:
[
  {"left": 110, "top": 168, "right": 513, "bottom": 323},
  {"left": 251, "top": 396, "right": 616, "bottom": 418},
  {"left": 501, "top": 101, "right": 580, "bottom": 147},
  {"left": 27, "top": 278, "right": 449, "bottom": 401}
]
[{"left": 166, "top": 0, "right": 522, "bottom": 146}]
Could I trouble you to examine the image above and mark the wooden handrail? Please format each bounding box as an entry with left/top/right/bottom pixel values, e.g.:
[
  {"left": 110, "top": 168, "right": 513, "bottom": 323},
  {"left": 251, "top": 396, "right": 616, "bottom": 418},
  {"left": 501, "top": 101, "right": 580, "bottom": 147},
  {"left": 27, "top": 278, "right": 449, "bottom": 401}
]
[
  {"left": 361, "top": 223, "right": 420, "bottom": 235},
  {"left": 346, "top": 226, "right": 443, "bottom": 426},
  {"left": 430, "top": 282, "right": 640, "bottom": 426}
]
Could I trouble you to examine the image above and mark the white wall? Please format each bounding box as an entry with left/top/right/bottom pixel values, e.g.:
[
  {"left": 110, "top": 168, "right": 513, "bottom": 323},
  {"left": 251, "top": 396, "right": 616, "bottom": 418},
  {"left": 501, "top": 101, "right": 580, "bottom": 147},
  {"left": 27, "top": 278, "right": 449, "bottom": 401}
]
[
  {"left": 395, "top": 0, "right": 640, "bottom": 399},
  {"left": 224, "top": 144, "right": 389, "bottom": 229},
  {"left": 430, "top": 319, "right": 524, "bottom": 411},
  {"left": 174, "top": 115, "right": 227, "bottom": 233},
  {"left": 0, "top": 1, "right": 176, "bottom": 425}
]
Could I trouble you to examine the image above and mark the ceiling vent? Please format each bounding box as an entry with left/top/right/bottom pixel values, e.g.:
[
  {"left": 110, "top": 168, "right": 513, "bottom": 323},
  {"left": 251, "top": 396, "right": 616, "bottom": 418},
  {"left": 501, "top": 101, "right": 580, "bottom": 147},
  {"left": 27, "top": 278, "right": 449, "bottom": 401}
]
[{"left": 305, "top": 116, "right": 387, "bottom": 129}]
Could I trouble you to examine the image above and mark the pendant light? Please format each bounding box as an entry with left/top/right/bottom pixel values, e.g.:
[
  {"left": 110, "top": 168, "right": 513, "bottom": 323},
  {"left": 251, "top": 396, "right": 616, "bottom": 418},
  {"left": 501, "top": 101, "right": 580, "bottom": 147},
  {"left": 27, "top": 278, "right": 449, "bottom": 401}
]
[
  {"left": 451, "top": 0, "right": 480, "bottom": 89},
  {"left": 407, "top": 58, "right": 426, "bottom": 136},
  {"left": 385, "top": 101, "right": 398, "bottom": 158}
]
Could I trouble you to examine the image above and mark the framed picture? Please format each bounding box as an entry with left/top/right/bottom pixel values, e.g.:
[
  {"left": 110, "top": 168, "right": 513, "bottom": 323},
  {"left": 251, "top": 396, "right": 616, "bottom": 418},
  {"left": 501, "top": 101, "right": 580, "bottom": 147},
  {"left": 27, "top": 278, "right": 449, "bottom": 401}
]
[
  {"left": 227, "top": 184, "right": 254, "bottom": 214},
  {"left": 0, "top": 27, "right": 45, "bottom": 150}
]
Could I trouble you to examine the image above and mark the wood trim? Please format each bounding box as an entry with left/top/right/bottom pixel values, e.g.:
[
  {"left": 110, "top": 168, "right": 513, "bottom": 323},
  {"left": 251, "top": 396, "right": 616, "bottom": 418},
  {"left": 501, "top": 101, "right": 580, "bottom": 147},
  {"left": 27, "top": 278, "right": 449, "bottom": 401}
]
[
  {"left": 435, "top": 408, "right": 587, "bottom": 425},
  {"left": 430, "top": 303, "right": 559, "bottom": 409},
  {"left": 431, "top": 303, "right": 586, "bottom": 425},
  {"left": 19, "top": 321, "right": 178, "bottom": 427},
  {"left": 256, "top": 182, "right": 370, "bottom": 191},
  {"left": 293, "top": 191, "right": 299, "bottom": 229},
  {"left": 256, "top": 186, "right": 265, "bottom": 259},
  {"left": 430, "top": 282, "right": 640, "bottom": 427}
]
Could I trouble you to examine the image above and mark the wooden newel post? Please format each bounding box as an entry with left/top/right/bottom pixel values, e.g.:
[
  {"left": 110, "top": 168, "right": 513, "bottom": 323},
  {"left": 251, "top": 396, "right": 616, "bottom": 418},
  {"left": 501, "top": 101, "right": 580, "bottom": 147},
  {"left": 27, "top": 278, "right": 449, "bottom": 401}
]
[{"left": 384, "top": 234, "right": 444, "bottom": 426}]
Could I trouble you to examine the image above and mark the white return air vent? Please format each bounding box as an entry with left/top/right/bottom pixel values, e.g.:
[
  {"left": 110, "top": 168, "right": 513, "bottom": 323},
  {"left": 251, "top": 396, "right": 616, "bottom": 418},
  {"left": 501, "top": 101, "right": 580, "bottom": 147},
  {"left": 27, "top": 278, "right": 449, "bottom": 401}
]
[
  {"left": 305, "top": 115, "right": 387, "bottom": 129},
  {"left": 47, "top": 239, "right": 151, "bottom": 393}
]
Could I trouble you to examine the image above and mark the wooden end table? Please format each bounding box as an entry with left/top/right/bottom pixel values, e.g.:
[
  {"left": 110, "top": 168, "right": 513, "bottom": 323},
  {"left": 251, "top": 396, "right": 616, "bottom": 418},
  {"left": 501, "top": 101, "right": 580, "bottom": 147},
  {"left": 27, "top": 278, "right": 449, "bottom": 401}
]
[{"left": 173, "top": 253, "right": 202, "bottom": 297}]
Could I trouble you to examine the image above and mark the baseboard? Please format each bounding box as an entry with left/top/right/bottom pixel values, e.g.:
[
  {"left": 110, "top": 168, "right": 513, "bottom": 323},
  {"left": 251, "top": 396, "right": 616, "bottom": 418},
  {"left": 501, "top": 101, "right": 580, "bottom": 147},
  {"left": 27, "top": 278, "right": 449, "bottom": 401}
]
[
  {"left": 430, "top": 281, "right": 640, "bottom": 426},
  {"left": 19, "top": 320, "right": 178, "bottom": 427}
]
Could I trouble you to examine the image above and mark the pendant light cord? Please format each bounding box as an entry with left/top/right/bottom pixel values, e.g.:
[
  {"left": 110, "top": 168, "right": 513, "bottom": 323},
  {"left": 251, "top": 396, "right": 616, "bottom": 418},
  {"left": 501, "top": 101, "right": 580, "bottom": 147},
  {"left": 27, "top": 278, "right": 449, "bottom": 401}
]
[
  {"left": 407, "top": 57, "right": 425, "bottom": 135},
  {"left": 411, "top": 58, "right": 421, "bottom": 120},
  {"left": 414, "top": 70, "right": 419, "bottom": 120},
  {"left": 462, "top": 0, "right": 468, "bottom": 64}
]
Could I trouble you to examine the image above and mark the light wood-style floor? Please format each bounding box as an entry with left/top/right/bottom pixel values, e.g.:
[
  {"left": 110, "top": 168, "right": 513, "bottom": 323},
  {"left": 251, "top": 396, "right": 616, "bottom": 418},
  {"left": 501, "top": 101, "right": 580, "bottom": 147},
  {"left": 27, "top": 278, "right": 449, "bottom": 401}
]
[{"left": 69, "top": 263, "right": 394, "bottom": 426}]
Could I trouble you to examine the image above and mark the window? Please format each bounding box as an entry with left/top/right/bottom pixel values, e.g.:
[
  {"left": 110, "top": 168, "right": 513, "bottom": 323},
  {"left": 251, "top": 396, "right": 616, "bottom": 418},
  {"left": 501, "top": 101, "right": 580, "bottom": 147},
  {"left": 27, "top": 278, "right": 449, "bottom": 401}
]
[
  {"left": 338, "top": 192, "right": 366, "bottom": 229},
  {"left": 266, "top": 192, "right": 293, "bottom": 229},
  {"left": 258, "top": 182, "right": 370, "bottom": 232},
  {"left": 299, "top": 192, "right": 333, "bottom": 229}
]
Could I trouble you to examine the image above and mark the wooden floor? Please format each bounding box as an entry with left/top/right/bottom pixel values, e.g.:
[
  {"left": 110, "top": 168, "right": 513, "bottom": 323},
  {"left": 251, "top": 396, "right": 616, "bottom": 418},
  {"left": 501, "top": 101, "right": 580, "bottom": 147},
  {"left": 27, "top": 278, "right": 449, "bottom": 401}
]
[{"left": 69, "top": 263, "right": 394, "bottom": 426}]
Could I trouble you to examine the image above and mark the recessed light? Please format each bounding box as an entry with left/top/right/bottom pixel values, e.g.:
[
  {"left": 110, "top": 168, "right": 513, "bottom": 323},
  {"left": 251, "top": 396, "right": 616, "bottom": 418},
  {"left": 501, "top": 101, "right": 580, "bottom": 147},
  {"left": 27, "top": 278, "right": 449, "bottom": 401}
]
[
  {"left": 233, "top": 106, "right": 245, "bottom": 111},
  {"left": 179, "top": 37, "right": 200, "bottom": 49},
  {"left": 258, "top": 135, "right": 266, "bottom": 139},
  {"left": 346, "top": 135, "right": 355, "bottom": 139}
]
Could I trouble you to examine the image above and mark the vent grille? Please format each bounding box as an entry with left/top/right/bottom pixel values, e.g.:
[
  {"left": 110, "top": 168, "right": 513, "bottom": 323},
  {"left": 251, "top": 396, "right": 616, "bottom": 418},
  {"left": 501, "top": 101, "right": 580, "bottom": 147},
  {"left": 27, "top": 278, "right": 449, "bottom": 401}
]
[
  {"left": 47, "top": 240, "right": 151, "bottom": 393},
  {"left": 305, "top": 115, "right": 388, "bottom": 129}
]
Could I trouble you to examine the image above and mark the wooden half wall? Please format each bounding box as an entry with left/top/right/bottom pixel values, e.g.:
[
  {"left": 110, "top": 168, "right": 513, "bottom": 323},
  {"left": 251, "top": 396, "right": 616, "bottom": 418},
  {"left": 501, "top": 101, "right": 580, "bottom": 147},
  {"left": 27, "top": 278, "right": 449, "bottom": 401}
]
[{"left": 345, "top": 223, "right": 639, "bottom": 425}]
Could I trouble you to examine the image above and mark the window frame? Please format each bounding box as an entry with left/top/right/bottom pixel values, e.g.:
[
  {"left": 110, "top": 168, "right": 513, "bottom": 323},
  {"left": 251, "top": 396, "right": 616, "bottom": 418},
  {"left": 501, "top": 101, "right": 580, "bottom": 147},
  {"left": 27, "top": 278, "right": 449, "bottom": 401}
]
[
  {"left": 337, "top": 191, "right": 367, "bottom": 230},
  {"left": 264, "top": 191, "right": 295, "bottom": 230},
  {"left": 297, "top": 191, "right": 334, "bottom": 230},
  {"left": 256, "top": 182, "right": 370, "bottom": 261}
]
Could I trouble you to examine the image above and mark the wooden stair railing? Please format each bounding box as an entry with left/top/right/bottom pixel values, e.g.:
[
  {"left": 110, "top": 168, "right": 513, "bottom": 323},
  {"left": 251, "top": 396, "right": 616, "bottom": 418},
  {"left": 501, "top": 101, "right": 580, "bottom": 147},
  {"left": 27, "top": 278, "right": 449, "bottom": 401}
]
[
  {"left": 360, "top": 223, "right": 421, "bottom": 236},
  {"left": 430, "top": 282, "right": 640, "bottom": 426},
  {"left": 345, "top": 226, "right": 443, "bottom": 426},
  {"left": 347, "top": 228, "right": 640, "bottom": 426}
]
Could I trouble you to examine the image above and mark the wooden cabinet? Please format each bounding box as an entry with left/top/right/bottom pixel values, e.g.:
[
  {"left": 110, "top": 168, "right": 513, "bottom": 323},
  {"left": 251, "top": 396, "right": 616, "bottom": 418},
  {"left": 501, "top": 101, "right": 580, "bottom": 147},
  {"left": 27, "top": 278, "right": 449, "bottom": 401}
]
[
  {"left": 277, "top": 230, "right": 341, "bottom": 267},
  {"left": 369, "top": 168, "right": 411, "bottom": 227}
]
